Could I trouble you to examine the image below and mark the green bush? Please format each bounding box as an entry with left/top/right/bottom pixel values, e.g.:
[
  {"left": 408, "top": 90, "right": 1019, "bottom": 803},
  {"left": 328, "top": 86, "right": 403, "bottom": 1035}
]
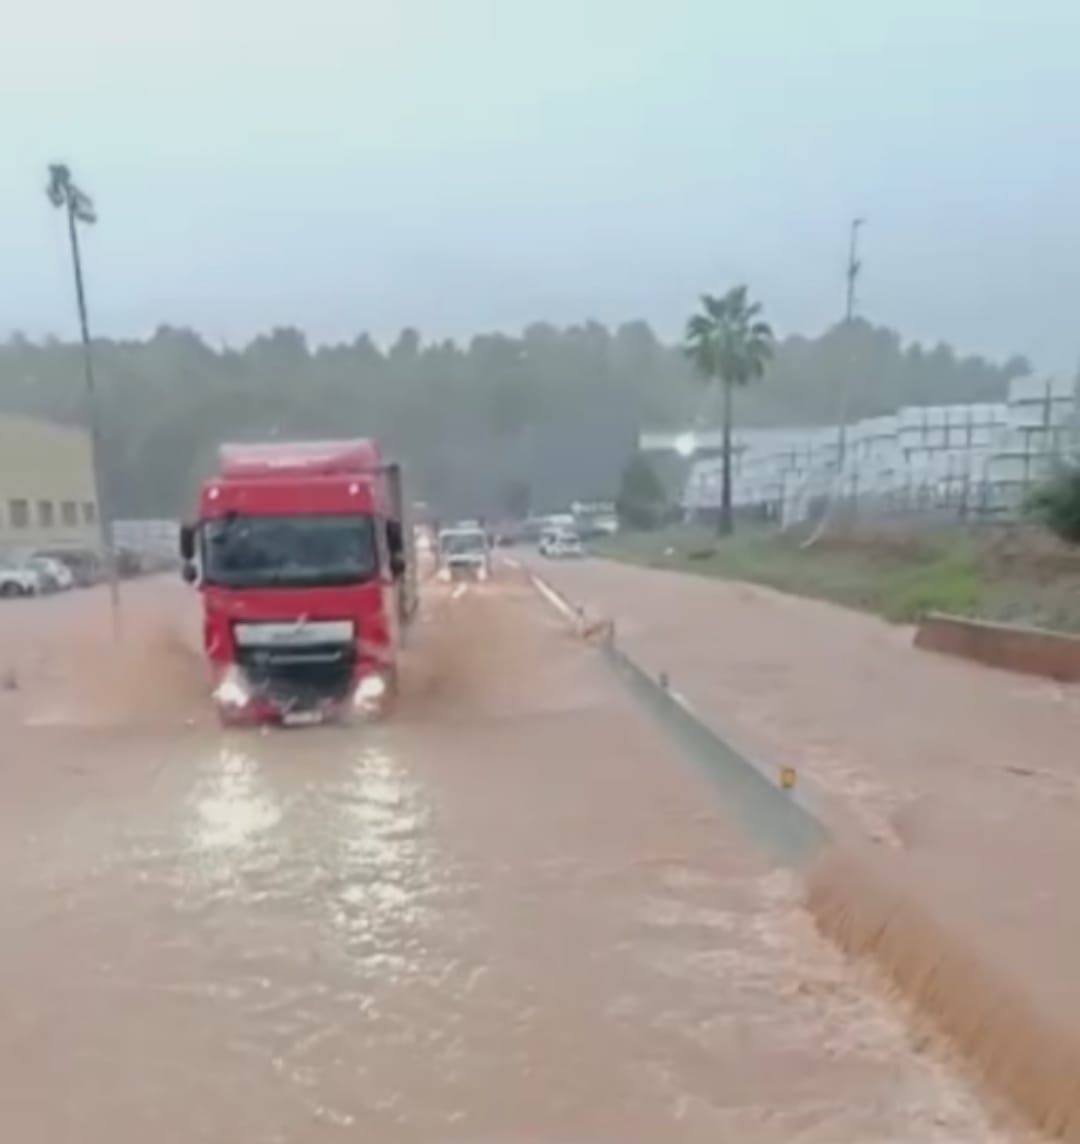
[
  {"left": 1028, "top": 464, "right": 1080, "bottom": 544},
  {"left": 615, "top": 452, "right": 668, "bottom": 531}
]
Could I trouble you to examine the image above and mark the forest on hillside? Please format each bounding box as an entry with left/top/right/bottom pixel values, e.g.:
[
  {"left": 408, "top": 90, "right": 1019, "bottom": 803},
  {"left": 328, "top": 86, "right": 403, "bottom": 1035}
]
[{"left": 0, "top": 318, "right": 1034, "bottom": 518}]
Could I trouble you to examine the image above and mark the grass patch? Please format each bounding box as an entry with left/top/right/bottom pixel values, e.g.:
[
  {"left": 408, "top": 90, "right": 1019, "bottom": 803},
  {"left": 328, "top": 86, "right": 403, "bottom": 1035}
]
[{"left": 594, "top": 524, "right": 996, "bottom": 625}]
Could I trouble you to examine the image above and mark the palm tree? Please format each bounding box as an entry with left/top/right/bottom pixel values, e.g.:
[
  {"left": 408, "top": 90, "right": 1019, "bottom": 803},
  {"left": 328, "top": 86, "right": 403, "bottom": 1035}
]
[{"left": 684, "top": 286, "right": 774, "bottom": 535}]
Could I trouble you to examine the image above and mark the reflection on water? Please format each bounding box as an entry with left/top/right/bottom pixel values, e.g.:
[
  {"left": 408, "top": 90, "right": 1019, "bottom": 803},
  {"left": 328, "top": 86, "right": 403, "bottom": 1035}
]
[
  {"left": 147, "top": 735, "right": 449, "bottom": 1134},
  {"left": 191, "top": 747, "right": 283, "bottom": 852},
  {"left": 181, "top": 740, "right": 438, "bottom": 953},
  {"left": 326, "top": 746, "right": 437, "bottom": 984}
]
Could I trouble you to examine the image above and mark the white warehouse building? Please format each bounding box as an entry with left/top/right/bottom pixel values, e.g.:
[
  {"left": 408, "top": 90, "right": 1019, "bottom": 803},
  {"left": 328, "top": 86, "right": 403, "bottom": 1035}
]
[{"left": 643, "top": 375, "right": 1079, "bottom": 526}]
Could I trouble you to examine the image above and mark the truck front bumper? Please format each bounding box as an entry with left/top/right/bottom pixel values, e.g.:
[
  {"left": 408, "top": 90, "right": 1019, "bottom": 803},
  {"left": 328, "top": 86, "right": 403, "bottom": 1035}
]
[{"left": 212, "top": 664, "right": 393, "bottom": 726}]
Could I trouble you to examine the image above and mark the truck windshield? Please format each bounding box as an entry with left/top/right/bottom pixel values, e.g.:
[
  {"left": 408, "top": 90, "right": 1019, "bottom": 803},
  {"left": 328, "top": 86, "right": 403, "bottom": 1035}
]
[
  {"left": 203, "top": 514, "right": 378, "bottom": 588},
  {"left": 440, "top": 531, "right": 486, "bottom": 556}
]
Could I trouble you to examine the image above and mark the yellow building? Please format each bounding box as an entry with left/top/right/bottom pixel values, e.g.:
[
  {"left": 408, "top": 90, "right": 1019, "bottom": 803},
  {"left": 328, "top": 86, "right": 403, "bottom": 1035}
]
[{"left": 0, "top": 414, "right": 100, "bottom": 551}]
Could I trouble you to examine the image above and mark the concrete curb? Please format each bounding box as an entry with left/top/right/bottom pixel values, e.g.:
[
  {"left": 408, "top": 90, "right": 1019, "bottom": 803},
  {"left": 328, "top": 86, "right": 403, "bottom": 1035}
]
[{"left": 916, "top": 611, "right": 1080, "bottom": 682}]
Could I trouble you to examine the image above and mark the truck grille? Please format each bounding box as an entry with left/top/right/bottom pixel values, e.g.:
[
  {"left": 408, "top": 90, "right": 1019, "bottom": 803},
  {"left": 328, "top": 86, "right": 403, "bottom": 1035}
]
[{"left": 236, "top": 642, "right": 356, "bottom": 710}]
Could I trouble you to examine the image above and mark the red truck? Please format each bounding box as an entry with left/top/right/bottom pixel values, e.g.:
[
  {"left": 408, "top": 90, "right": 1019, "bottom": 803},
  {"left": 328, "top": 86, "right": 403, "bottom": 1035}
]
[{"left": 179, "top": 438, "right": 416, "bottom": 725}]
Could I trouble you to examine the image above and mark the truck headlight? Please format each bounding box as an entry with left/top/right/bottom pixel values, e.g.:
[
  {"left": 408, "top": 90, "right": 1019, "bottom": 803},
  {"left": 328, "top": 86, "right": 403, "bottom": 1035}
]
[
  {"left": 213, "top": 667, "right": 250, "bottom": 708},
  {"left": 354, "top": 673, "right": 388, "bottom": 708}
]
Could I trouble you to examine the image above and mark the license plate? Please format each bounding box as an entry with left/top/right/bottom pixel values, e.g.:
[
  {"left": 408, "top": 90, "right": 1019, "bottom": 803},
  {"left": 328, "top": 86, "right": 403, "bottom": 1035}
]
[{"left": 282, "top": 709, "right": 323, "bottom": 727}]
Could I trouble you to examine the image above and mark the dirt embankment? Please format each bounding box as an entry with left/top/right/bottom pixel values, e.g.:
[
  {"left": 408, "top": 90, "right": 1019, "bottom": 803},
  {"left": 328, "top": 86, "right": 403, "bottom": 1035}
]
[{"left": 809, "top": 844, "right": 1080, "bottom": 1142}]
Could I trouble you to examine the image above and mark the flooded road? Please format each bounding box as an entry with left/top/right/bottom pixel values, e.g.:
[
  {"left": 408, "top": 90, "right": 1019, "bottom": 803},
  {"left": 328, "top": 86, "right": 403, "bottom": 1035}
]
[{"left": 0, "top": 577, "right": 1027, "bottom": 1141}]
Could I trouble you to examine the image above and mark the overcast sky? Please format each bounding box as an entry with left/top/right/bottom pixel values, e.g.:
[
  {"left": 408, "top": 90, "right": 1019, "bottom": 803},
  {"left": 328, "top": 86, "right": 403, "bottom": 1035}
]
[{"left": 2, "top": 0, "right": 1078, "bottom": 369}]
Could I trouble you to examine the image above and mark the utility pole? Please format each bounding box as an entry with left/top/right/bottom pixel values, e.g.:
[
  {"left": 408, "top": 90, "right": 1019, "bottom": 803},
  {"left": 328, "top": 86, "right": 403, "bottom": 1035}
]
[
  {"left": 802, "top": 216, "right": 866, "bottom": 548},
  {"left": 836, "top": 216, "right": 865, "bottom": 471},
  {"left": 46, "top": 163, "right": 120, "bottom": 632},
  {"left": 845, "top": 216, "right": 865, "bottom": 324}
]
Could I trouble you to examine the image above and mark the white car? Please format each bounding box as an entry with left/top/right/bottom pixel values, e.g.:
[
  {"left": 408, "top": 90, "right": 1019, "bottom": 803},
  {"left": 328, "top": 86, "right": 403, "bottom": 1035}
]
[
  {"left": 0, "top": 561, "right": 43, "bottom": 598},
  {"left": 26, "top": 556, "right": 75, "bottom": 592},
  {"left": 540, "top": 530, "right": 585, "bottom": 559}
]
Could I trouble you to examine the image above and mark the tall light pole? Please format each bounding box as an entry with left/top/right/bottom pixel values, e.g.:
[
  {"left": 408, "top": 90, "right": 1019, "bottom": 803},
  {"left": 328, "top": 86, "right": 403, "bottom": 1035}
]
[
  {"left": 46, "top": 163, "right": 120, "bottom": 629},
  {"left": 845, "top": 216, "right": 865, "bottom": 324},
  {"left": 802, "top": 216, "right": 866, "bottom": 548},
  {"left": 836, "top": 216, "right": 866, "bottom": 471}
]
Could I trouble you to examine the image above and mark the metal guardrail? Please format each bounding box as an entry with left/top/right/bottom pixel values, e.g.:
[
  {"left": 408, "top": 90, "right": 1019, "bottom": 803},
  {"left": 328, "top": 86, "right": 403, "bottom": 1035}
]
[
  {"left": 527, "top": 567, "right": 830, "bottom": 866},
  {"left": 600, "top": 639, "right": 829, "bottom": 865}
]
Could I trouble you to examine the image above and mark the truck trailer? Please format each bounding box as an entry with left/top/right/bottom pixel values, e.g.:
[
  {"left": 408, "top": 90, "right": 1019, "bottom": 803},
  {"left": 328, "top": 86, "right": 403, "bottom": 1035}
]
[{"left": 180, "top": 438, "right": 416, "bottom": 725}]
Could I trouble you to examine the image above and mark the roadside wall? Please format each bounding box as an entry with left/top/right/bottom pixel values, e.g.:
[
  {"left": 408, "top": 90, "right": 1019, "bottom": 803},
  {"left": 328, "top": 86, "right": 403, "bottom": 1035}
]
[{"left": 915, "top": 612, "right": 1080, "bottom": 682}]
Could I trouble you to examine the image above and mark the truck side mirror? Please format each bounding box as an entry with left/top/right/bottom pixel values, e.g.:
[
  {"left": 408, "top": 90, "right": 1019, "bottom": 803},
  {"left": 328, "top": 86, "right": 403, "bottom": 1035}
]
[
  {"left": 179, "top": 523, "right": 196, "bottom": 562},
  {"left": 181, "top": 562, "right": 198, "bottom": 585}
]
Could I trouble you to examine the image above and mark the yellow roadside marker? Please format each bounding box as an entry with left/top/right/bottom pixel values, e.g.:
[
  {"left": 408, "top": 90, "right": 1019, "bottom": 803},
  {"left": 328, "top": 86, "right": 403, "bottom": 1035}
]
[{"left": 779, "top": 767, "right": 797, "bottom": 791}]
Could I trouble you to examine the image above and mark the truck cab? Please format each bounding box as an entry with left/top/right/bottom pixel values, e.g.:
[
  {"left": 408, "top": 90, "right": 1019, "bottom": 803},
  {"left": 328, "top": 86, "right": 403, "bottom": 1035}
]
[{"left": 180, "top": 438, "right": 415, "bottom": 725}]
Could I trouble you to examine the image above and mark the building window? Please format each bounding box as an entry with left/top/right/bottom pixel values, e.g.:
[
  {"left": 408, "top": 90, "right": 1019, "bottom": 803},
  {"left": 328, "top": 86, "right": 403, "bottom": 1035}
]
[
  {"left": 38, "top": 500, "right": 55, "bottom": 528},
  {"left": 9, "top": 499, "right": 29, "bottom": 528},
  {"left": 83, "top": 501, "right": 97, "bottom": 525},
  {"left": 61, "top": 500, "right": 78, "bottom": 527}
]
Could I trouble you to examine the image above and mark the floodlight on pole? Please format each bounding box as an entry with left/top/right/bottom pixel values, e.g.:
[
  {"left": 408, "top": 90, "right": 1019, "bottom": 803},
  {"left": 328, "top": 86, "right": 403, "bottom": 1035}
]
[
  {"left": 45, "top": 163, "right": 120, "bottom": 631},
  {"left": 674, "top": 432, "right": 697, "bottom": 458}
]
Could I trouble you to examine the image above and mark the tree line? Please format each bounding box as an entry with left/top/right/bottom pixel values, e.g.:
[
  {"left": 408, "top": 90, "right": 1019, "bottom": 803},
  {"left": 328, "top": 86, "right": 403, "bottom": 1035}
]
[{"left": 0, "top": 318, "right": 1032, "bottom": 520}]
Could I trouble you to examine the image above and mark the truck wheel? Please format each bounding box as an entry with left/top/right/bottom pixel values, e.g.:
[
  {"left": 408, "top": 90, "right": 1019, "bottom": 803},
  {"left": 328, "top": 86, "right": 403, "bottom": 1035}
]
[{"left": 0, "top": 583, "right": 19, "bottom": 598}]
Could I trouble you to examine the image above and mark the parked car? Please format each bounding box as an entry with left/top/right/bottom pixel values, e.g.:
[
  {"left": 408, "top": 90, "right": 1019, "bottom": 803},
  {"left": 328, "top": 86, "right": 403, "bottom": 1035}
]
[
  {"left": 25, "top": 556, "right": 74, "bottom": 592},
  {"left": 34, "top": 548, "right": 104, "bottom": 588},
  {"left": 0, "top": 559, "right": 43, "bottom": 598}
]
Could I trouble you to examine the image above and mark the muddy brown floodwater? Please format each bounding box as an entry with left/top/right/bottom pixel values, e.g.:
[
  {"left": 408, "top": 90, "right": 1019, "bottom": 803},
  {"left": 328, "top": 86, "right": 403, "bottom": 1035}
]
[{"left": 0, "top": 576, "right": 1033, "bottom": 1142}]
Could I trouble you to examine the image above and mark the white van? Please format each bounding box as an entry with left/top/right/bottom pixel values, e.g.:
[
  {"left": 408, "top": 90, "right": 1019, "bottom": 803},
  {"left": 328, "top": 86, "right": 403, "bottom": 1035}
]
[{"left": 437, "top": 527, "right": 492, "bottom": 581}]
